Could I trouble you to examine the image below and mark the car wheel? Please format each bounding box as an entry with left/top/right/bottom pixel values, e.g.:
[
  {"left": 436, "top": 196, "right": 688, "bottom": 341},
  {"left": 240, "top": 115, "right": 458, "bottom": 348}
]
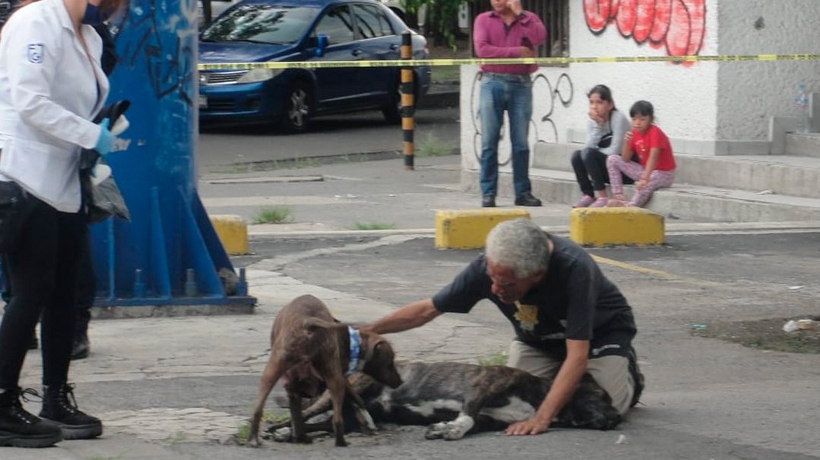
[{"left": 279, "top": 81, "right": 311, "bottom": 133}]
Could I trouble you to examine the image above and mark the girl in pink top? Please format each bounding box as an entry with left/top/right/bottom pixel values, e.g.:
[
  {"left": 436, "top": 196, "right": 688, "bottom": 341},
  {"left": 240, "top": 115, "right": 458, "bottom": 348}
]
[{"left": 606, "top": 100, "right": 676, "bottom": 207}]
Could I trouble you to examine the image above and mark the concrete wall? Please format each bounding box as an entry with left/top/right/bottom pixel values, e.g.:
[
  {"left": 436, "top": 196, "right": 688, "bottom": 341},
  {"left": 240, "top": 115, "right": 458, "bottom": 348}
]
[
  {"left": 460, "top": 0, "right": 818, "bottom": 166},
  {"left": 716, "top": 0, "right": 820, "bottom": 140}
]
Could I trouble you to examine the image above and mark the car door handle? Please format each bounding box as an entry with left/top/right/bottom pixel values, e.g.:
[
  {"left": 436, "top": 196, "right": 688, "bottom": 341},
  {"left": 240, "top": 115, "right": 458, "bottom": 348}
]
[
  {"left": 351, "top": 49, "right": 363, "bottom": 58},
  {"left": 389, "top": 44, "right": 399, "bottom": 51}
]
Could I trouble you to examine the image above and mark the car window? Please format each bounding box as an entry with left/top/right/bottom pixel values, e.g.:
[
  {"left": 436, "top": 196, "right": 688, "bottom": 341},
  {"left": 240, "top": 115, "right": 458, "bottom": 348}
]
[
  {"left": 353, "top": 4, "right": 394, "bottom": 39},
  {"left": 200, "top": 5, "right": 318, "bottom": 44},
  {"left": 314, "top": 5, "right": 354, "bottom": 45}
]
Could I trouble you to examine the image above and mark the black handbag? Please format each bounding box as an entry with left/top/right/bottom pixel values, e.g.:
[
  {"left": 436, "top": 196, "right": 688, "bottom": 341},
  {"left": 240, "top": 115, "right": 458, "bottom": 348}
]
[
  {"left": 0, "top": 180, "right": 36, "bottom": 253},
  {"left": 596, "top": 111, "right": 614, "bottom": 149},
  {"left": 597, "top": 132, "right": 613, "bottom": 149}
]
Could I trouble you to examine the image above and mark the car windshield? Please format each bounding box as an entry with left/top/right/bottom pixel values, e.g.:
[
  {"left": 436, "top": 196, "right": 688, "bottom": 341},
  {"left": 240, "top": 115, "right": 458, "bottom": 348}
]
[{"left": 200, "top": 5, "right": 318, "bottom": 44}]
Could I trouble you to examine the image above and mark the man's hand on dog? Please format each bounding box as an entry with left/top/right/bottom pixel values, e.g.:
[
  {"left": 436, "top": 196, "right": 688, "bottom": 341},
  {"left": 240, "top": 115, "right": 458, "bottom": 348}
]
[{"left": 505, "top": 415, "right": 551, "bottom": 436}]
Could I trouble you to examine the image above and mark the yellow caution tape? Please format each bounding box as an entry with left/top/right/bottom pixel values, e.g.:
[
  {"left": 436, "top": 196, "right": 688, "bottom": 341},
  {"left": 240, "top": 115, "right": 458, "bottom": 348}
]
[{"left": 197, "top": 54, "right": 820, "bottom": 71}]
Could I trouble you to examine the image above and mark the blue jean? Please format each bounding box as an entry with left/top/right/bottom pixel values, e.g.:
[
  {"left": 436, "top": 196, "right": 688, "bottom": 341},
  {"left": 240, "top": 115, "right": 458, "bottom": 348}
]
[{"left": 478, "top": 74, "right": 533, "bottom": 198}]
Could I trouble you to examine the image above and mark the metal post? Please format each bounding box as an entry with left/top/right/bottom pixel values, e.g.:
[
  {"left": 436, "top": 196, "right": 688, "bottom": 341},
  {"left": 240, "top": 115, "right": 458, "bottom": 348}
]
[
  {"left": 400, "top": 31, "right": 415, "bottom": 170},
  {"left": 89, "top": 0, "right": 255, "bottom": 309}
]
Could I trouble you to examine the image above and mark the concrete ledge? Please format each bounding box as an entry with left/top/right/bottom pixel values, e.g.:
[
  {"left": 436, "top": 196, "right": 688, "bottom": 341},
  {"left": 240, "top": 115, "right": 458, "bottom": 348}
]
[
  {"left": 569, "top": 208, "right": 665, "bottom": 247},
  {"left": 210, "top": 214, "right": 249, "bottom": 255},
  {"left": 435, "top": 209, "right": 530, "bottom": 249}
]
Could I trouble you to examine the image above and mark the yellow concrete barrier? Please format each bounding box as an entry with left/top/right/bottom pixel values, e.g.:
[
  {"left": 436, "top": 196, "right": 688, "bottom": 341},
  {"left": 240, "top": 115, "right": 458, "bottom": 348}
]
[
  {"left": 210, "top": 214, "right": 249, "bottom": 255},
  {"left": 435, "top": 209, "right": 530, "bottom": 249},
  {"left": 569, "top": 207, "right": 665, "bottom": 247}
]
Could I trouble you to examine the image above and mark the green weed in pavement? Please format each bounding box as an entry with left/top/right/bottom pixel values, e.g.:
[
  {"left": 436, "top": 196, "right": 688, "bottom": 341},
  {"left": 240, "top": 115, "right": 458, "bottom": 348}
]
[
  {"left": 417, "top": 132, "right": 455, "bottom": 157},
  {"left": 252, "top": 206, "right": 292, "bottom": 224},
  {"left": 477, "top": 350, "right": 508, "bottom": 367},
  {"left": 352, "top": 222, "right": 396, "bottom": 230}
]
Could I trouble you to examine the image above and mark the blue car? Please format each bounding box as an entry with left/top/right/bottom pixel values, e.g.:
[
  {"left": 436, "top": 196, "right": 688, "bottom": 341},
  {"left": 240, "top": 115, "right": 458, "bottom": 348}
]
[{"left": 198, "top": 0, "right": 431, "bottom": 132}]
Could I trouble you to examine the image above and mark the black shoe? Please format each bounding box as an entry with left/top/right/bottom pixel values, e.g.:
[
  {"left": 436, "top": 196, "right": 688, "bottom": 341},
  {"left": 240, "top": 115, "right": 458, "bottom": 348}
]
[
  {"left": 39, "top": 383, "right": 102, "bottom": 440},
  {"left": 514, "top": 193, "right": 542, "bottom": 207},
  {"left": 627, "top": 347, "right": 645, "bottom": 407},
  {"left": 70, "top": 334, "right": 89, "bottom": 361},
  {"left": 0, "top": 388, "right": 62, "bottom": 448},
  {"left": 482, "top": 196, "right": 496, "bottom": 208},
  {"left": 28, "top": 334, "right": 38, "bottom": 351}
]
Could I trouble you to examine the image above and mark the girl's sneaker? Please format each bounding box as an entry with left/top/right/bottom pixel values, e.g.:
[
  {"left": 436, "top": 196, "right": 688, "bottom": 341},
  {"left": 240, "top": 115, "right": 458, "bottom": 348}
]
[
  {"left": 589, "top": 197, "right": 609, "bottom": 208},
  {"left": 572, "top": 195, "right": 595, "bottom": 208}
]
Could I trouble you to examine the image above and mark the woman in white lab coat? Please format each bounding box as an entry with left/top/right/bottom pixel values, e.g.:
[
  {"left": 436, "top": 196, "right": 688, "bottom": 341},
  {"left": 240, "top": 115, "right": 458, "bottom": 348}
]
[{"left": 0, "top": 0, "right": 126, "bottom": 448}]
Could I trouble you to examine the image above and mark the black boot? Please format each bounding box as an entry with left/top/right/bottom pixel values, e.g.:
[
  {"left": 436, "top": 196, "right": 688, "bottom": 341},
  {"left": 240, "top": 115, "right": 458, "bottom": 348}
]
[
  {"left": 39, "top": 383, "right": 102, "bottom": 440},
  {"left": 0, "top": 387, "right": 62, "bottom": 448}
]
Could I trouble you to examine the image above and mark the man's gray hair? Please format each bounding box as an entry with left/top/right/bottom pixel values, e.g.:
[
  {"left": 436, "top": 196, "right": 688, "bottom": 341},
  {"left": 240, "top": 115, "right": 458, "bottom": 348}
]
[{"left": 485, "top": 218, "right": 550, "bottom": 279}]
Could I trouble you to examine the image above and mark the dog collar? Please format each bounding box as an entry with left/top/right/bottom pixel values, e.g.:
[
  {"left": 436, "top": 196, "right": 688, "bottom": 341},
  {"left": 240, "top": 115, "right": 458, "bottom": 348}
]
[{"left": 347, "top": 326, "right": 361, "bottom": 376}]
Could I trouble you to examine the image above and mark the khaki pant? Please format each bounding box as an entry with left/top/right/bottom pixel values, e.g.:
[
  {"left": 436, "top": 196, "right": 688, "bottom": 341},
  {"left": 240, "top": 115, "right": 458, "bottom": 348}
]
[{"left": 507, "top": 340, "right": 634, "bottom": 415}]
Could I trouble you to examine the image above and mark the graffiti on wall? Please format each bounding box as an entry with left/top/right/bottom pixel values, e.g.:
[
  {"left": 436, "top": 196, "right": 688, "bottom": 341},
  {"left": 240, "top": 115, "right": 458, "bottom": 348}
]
[
  {"left": 583, "top": 0, "right": 706, "bottom": 59},
  {"left": 468, "top": 72, "right": 574, "bottom": 165},
  {"left": 112, "top": 1, "right": 196, "bottom": 105}
]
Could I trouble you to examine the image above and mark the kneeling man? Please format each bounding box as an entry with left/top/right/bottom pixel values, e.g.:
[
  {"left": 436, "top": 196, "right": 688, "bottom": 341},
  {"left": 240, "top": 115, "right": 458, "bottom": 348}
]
[{"left": 361, "top": 218, "right": 644, "bottom": 435}]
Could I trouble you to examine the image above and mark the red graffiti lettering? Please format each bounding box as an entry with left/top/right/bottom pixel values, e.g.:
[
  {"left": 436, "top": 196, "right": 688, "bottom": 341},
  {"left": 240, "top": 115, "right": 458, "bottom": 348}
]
[{"left": 583, "top": 0, "right": 706, "bottom": 59}]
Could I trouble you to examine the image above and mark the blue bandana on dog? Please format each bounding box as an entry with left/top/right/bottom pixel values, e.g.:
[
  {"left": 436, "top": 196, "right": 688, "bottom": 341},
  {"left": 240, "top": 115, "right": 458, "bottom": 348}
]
[{"left": 347, "top": 326, "right": 360, "bottom": 376}]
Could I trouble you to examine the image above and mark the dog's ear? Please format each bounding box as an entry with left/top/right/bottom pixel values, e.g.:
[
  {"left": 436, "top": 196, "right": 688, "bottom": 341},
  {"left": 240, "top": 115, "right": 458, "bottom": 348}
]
[
  {"left": 361, "top": 336, "right": 395, "bottom": 363},
  {"left": 360, "top": 335, "right": 402, "bottom": 388}
]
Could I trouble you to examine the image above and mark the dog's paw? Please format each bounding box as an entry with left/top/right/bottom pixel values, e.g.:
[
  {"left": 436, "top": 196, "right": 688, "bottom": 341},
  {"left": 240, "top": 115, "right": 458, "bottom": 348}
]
[
  {"left": 359, "top": 411, "right": 377, "bottom": 435},
  {"left": 272, "top": 427, "right": 293, "bottom": 443},
  {"left": 424, "top": 422, "right": 448, "bottom": 440},
  {"left": 246, "top": 435, "right": 262, "bottom": 448},
  {"left": 424, "top": 415, "right": 474, "bottom": 441}
]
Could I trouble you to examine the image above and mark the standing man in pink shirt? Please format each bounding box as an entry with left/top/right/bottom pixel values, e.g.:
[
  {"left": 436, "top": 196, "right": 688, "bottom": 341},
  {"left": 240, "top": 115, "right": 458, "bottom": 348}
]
[{"left": 474, "top": 0, "right": 546, "bottom": 208}]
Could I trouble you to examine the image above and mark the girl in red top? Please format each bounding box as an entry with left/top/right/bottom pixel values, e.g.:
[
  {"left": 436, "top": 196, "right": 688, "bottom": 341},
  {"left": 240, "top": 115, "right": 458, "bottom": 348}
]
[{"left": 605, "top": 100, "right": 676, "bottom": 207}]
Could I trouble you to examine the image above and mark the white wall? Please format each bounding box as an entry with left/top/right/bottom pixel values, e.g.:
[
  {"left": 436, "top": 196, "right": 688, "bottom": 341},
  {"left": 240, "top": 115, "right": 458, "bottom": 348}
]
[
  {"left": 462, "top": 0, "right": 723, "bottom": 167},
  {"left": 716, "top": 0, "right": 820, "bottom": 140}
]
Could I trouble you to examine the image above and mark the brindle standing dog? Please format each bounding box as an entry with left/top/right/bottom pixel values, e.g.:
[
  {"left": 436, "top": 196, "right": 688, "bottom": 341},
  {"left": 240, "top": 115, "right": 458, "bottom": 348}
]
[
  {"left": 267, "top": 361, "right": 621, "bottom": 441},
  {"left": 247, "top": 294, "right": 402, "bottom": 447}
]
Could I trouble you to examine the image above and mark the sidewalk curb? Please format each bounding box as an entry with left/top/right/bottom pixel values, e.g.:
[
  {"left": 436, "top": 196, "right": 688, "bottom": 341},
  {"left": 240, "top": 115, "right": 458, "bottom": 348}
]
[{"left": 419, "top": 89, "right": 459, "bottom": 109}]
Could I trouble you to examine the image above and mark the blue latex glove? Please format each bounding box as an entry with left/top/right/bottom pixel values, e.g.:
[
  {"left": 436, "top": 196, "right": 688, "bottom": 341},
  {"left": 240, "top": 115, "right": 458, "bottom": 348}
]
[{"left": 94, "top": 118, "right": 115, "bottom": 155}]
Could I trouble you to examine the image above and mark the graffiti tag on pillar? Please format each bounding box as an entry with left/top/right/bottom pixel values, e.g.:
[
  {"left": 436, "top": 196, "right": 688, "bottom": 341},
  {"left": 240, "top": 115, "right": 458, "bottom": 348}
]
[
  {"left": 583, "top": 0, "right": 706, "bottom": 63},
  {"left": 112, "top": 1, "right": 196, "bottom": 106}
]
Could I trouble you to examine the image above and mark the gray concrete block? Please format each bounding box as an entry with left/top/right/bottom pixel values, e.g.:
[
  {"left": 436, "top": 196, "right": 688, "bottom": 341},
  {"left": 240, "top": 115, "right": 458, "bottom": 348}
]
[{"left": 785, "top": 133, "right": 820, "bottom": 158}]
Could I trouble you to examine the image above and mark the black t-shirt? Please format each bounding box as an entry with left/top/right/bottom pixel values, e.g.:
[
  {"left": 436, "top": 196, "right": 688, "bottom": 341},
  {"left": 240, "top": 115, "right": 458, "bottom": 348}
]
[{"left": 431, "top": 234, "right": 636, "bottom": 358}]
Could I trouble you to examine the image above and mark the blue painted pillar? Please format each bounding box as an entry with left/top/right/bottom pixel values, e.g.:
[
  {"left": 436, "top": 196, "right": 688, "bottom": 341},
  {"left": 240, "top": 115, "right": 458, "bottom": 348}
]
[{"left": 90, "top": 0, "right": 253, "bottom": 306}]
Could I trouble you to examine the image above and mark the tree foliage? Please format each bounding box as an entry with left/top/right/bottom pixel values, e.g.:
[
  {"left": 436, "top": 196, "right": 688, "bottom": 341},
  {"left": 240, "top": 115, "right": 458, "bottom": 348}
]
[{"left": 401, "top": 0, "right": 466, "bottom": 48}]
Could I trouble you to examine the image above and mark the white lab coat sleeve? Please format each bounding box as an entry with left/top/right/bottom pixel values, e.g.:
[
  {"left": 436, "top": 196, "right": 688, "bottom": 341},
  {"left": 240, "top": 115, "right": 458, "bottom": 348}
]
[{"left": 4, "top": 10, "right": 101, "bottom": 150}]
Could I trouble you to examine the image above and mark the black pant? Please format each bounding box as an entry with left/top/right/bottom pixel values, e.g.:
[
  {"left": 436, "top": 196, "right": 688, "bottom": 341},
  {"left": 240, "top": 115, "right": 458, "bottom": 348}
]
[
  {"left": 571, "top": 148, "right": 635, "bottom": 196},
  {"left": 1, "top": 228, "right": 94, "bottom": 337},
  {"left": 0, "top": 197, "right": 86, "bottom": 388}
]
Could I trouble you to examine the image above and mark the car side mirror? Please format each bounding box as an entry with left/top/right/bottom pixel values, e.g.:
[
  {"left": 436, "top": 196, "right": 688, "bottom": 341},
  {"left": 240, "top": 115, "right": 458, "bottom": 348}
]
[{"left": 313, "top": 34, "right": 328, "bottom": 57}]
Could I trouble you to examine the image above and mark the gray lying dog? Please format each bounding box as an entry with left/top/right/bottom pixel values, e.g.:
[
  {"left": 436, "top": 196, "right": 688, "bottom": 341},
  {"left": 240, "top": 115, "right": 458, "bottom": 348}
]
[
  {"left": 267, "top": 360, "right": 621, "bottom": 441},
  {"left": 248, "top": 294, "right": 403, "bottom": 447}
]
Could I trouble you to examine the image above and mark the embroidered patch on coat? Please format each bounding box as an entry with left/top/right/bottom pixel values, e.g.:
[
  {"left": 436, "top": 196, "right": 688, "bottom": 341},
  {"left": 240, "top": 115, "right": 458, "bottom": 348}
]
[{"left": 27, "top": 44, "right": 44, "bottom": 64}]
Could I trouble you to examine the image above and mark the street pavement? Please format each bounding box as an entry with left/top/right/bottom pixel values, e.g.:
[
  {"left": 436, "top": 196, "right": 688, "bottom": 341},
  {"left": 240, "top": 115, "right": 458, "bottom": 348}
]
[{"left": 5, "top": 154, "right": 820, "bottom": 459}]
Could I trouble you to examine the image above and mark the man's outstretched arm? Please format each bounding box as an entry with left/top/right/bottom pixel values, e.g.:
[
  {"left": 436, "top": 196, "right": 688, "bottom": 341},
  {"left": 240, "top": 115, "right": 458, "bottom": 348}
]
[{"left": 360, "top": 299, "right": 441, "bottom": 335}]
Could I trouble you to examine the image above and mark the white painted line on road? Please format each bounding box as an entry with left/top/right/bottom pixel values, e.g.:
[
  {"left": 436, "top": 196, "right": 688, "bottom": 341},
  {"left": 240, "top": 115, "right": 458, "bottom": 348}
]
[
  {"left": 202, "top": 196, "right": 361, "bottom": 207},
  {"left": 591, "top": 255, "right": 720, "bottom": 287},
  {"left": 206, "top": 175, "right": 324, "bottom": 185}
]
